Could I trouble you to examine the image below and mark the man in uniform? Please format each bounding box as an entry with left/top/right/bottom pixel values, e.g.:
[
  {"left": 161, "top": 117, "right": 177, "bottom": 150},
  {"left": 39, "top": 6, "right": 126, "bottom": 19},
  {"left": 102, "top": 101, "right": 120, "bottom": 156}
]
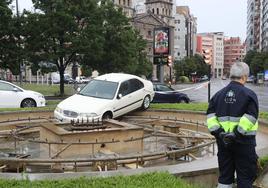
[{"left": 207, "top": 62, "right": 259, "bottom": 188}]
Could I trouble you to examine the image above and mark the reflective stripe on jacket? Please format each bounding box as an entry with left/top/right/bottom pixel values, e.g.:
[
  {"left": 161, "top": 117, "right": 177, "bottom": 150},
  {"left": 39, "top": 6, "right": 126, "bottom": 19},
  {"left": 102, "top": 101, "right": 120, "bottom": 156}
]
[{"left": 206, "top": 81, "right": 259, "bottom": 144}]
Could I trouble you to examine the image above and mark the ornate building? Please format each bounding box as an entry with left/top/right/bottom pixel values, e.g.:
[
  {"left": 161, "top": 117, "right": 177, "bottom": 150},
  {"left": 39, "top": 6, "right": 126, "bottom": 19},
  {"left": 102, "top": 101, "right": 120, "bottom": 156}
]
[
  {"left": 112, "top": 0, "right": 176, "bottom": 80},
  {"left": 113, "top": 0, "right": 135, "bottom": 17}
]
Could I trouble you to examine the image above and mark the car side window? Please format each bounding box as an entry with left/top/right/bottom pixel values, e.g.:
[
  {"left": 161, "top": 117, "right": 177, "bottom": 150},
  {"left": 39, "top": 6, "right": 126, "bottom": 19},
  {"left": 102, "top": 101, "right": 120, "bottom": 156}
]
[
  {"left": 0, "top": 82, "right": 15, "bottom": 91},
  {"left": 118, "top": 81, "right": 131, "bottom": 97},
  {"left": 157, "top": 85, "right": 173, "bottom": 92},
  {"left": 129, "top": 79, "right": 144, "bottom": 93}
]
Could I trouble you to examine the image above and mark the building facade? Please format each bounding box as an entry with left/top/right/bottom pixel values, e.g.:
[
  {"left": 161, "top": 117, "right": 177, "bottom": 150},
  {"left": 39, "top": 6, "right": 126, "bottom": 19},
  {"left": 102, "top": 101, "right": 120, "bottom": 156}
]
[
  {"left": 174, "top": 6, "right": 197, "bottom": 59},
  {"left": 247, "top": 0, "right": 261, "bottom": 51},
  {"left": 173, "top": 13, "right": 187, "bottom": 60},
  {"left": 133, "top": 0, "right": 146, "bottom": 14},
  {"left": 224, "top": 37, "right": 246, "bottom": 76},
  {"left": 113, "top": 0, "right": 135, "bottom": 17},
  {"left": 132, "top": 0, "right": 174, "bottom": 81},
  {"left": 196, "top": 32, "right": 224, "bottom": 78},
  {"left": 261, "top": 0, "right": 268, "bottom": 51},
  {"left": 145, "top": 0, "right": 174, "bottom": 25}
]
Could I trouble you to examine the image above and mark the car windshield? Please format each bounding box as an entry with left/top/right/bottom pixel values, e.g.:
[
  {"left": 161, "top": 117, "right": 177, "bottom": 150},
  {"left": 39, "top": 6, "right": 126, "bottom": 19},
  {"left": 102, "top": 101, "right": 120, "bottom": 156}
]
[
  {"left": 79, "top": 79, "right": 118, "bottom": 100},
  {"left": 155, "top": 84, "right": 174, "bottom": 92}
]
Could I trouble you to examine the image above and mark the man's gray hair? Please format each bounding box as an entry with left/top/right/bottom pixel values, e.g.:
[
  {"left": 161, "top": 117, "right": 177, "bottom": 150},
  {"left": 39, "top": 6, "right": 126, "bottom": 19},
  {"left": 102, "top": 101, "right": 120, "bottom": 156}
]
[{"left": 230, "top": 62, "right": 249, "bottom": 79}]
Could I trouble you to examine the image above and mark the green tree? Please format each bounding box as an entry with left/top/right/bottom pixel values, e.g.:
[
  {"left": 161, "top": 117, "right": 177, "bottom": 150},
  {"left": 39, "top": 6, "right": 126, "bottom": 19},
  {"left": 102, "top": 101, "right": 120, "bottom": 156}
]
[
  {"left": 243, "top": 50, "right": 258, "bottom": 67},
  {"left": 24, "top": 0, "right": 103, "bottom": 96},
  {"left": 80, "top": 64, "right": 92, "bottom": 77},
  {"left": 0, "top": 0, "right": 22, "bottom": 75},
  {"left": 24, "top": 0, "right": 150, "bottom": 96},
  {"left": 83, "top": 1, "right": 151, "bottom": 77},
  {"left": 174, "top": 54, "right": 208, "bottom": 81},
  {"left": 244, "top": 51, "right": 268, "bottom": 76}
]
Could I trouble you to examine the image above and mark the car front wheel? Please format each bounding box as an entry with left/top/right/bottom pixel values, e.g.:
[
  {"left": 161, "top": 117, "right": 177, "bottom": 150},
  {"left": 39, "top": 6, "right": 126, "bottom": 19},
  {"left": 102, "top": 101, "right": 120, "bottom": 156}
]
[
  {"left": 21, "top": 98, "right": 36, "bottom": 108},
  {"left": 102, "top": 112, "right": 112, "bottom": 121},
  {"left": 141, "top": 95, "right": 151, "bottom": 110},
  {"left": 178, "top": 98, "right": 189, "bottom": 103}
]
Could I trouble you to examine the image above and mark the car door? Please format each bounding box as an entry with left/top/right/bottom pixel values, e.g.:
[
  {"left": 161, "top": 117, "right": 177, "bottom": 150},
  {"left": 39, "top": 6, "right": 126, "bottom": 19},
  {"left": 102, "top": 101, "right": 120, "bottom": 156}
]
[
  {"left": 113, "top": 80, "right": 137, "bottom": 117},
  {"left": 0, "top": 82, "right": 23, "bottom": 108},
  {"left": 128, "top": 79, "right": 145, "bottom": 110}
]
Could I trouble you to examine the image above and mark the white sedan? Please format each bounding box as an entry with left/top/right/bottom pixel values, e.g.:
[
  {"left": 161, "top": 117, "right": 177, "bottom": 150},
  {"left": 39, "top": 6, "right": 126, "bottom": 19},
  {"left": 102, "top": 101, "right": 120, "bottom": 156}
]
[
  {"left": 54, "top": 73, "right": 154, "bottom": 122},
  {"left": 0, "top": 80, "right": 46, "bottom": 108}
]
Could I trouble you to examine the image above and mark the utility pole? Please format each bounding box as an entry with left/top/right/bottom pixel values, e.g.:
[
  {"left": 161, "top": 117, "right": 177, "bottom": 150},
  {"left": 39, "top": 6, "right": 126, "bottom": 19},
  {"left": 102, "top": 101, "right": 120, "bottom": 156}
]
[{"left": 16, "top": 0, "right": 22, "bottom": 85}]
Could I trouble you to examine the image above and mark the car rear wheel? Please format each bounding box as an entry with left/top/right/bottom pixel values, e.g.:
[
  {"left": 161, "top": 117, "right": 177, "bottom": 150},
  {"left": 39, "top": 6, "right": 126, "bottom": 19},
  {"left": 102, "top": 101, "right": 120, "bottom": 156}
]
[
  {"left": 141, "top": 95, "right": 151, "bottom": 110},
  {"left": 21, "top": 98, "right": 36, "bottom": 108},
  {"left": 102, "top": 112, "right": 112, "bottom": 121}
]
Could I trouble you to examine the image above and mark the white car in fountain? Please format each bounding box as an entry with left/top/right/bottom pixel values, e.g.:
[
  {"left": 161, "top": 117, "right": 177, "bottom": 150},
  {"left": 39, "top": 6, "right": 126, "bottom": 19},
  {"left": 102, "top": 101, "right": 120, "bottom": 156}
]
[
  {"left": 0, "top": 80, "right": 46, "bottom": 108},
  {"left": 54, "top": 73, "right": 154, "bottom": 122}
]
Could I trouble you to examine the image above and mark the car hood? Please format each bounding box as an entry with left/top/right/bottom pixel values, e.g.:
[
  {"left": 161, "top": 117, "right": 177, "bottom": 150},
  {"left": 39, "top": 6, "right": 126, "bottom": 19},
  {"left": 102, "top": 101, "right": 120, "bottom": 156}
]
[
  {"left": 57, "top": 94, "right": 112, "bottom": 114},
  {"left": 25, "top": 90, "right": 44, "bottom": 97}
]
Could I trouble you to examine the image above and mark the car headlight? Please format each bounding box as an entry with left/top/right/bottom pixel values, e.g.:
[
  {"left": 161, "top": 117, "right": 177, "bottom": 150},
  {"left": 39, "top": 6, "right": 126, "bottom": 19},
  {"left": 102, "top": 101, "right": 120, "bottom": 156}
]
[
  {"left": 38, "top": 95, "right": 45, "bottom": 99},
  {"left": 55, "top": 107, "right": 63, "bottom": 114},
  {"left": 79, "top": 113, "right": 98, "bottom": 118}
]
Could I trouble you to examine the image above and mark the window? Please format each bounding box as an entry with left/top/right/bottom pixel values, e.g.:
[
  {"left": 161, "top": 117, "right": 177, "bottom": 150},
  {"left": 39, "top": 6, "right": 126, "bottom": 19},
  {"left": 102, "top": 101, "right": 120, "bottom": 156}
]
[
  {"left": 0, "top": 82, "right": 17, "bottom": 91},
  {"left": 148, "top": 30, "right": 152, "bottom": 36},
  {"left": 79, "top": 80, "right": 118, "bottom": 99},
  {"left": 155, "top": 84, "right": 173, "bottom": 92},
  {"left": 129, "top": 79, "right": 144, "bottom": 93},
  {"left": 152, "top": 8, "right": 154, "bottom": 14},
  {"left": 157, "top": 8, "right": 159, "bottom": 14},
  {"left": 118, "top": 81, "right": 131, "bottom": 96}
]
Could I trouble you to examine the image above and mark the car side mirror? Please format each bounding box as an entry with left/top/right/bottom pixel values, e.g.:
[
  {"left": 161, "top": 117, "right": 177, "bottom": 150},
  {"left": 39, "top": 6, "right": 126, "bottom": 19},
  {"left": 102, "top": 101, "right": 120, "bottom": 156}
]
[
  {"left": 12, "top": 87, "right": 19, "bottom": 92},
  {"left": 117, "top": 93, "right": 122, "bottom": 99}
]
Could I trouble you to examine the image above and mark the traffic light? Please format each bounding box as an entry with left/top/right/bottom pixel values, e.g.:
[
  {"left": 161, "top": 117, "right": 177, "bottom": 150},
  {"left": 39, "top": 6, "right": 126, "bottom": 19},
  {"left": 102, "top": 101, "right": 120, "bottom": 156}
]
[
  {"left": 202, "top": 49, "right": 211, "bottom": 64},
  {"left": 167, "top": 55, "right": 172, "bottom": 67}
]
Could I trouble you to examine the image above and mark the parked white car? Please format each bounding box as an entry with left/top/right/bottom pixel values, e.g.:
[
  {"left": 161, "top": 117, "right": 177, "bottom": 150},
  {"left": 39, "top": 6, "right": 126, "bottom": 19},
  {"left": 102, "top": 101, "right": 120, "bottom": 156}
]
[
  {"left": 54, "top": 73, "right": 154, "bottom": 122},
  {"left": 0, "top": 80, "right": 46, "bottom": 108}
]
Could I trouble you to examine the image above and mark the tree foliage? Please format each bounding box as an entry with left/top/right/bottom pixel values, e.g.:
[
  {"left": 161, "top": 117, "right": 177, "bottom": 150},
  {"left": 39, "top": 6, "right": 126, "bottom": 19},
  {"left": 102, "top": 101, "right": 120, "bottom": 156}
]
[
  {"left": 243, "top": 51, "right": 268, "bottom": 76},
  {"left": 21, "top": 0, "right": 150, "bottom": 96},
  {"left": 0, "top": 0, "right": 22, "bottom": 75},
  {"left": 174, "top": 54, "right": 208, "bottom": 80}
]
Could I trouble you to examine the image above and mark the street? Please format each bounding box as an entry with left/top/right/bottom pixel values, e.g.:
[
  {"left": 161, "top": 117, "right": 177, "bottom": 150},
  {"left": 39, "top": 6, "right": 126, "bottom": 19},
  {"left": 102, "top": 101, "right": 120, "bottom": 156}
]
[{"left": 173, "top": 79, "right": 268, "bottom": 112}]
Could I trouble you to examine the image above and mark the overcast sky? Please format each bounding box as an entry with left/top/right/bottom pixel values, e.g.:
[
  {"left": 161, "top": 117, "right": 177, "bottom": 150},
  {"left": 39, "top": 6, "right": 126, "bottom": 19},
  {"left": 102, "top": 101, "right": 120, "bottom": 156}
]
[
  {"left": 15, "top": 0, "right": 247, "bottom": 41},
  {"left": 176, "top": 0, "right": 247, "bottom": 40}
]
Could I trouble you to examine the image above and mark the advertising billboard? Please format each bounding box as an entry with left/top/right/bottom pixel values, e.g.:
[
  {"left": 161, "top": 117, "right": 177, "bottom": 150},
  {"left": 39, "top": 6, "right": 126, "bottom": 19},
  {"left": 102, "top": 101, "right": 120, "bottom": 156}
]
[{"left": 153, "top": 27, "right": 170, "bottom": 55}]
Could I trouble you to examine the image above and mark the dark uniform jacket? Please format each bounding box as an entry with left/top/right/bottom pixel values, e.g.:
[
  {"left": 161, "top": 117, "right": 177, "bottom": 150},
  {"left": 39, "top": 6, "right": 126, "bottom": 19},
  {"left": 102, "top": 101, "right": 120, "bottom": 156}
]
[{"left": 207, "top": 81, "right": 259, "bottom": 145}]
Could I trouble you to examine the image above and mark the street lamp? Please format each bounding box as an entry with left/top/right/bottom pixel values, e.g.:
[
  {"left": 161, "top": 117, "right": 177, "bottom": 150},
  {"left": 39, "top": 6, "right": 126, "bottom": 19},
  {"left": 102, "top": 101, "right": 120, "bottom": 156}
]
[{"left": 202, "top": 49, "right": 211, "bottom": 102}]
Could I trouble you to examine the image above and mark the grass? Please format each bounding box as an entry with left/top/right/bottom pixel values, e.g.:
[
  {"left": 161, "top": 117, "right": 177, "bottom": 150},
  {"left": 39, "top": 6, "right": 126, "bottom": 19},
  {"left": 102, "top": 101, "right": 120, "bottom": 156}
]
[
  {"left": 0, "top": 172, "right": 203, "bottom": 188},
  {"left": 21, "top": 83, "right": 74, "bottom": 96},
  {"left": 151, "top": 103, "right": 268, "bottom": 121},
  {"left": 150, "top": 103, "right": 208, "bottom": 112},
  {"left": 0, "top": 102, "right": 267, "bottom": 122},
  {"left": 259, "top": 155, "right": 268, "bottom": 169}
]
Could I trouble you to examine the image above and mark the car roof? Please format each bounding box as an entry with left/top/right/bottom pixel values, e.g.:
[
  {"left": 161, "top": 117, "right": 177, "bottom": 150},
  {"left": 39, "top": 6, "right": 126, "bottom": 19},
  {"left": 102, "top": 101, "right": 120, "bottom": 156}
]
[{"left": 95, "top": 73, "right": 142, "bottom": 83}]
